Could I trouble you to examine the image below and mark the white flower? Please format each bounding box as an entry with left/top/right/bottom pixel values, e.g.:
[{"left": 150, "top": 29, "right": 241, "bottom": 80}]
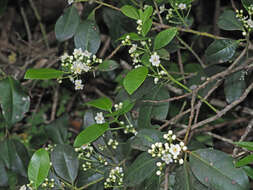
[
  {"left": 169, "top": 144, "right": 181, "bottom": 157},
  {"left": 159, "top": 4, "right": 165, "bottom": 13},
  {"left": 129, "top": 44, "right": 137, "bottom": 54},
  {"left": 179, "top": 158, "right": 184, "bottom": 165},
  {"left": 61, "top": 53, "right": 69, "bottom": 62},
  {"left": 19, "top": 185, "right": 27, "bottom": 190},
  {"left": 74, "top": 79, "right": 84, "bottom": 90},
  {"left": 247, "top": 19, "right": 253, "bottom": 28},
  {"left": 172, "top": 134, "right": 176, "bottom": 140},
  {"left": 95, "top": 112, "right": 105, "bottom": 124},
  {"left": 156, "top": 170, "right": 161, "bottom": 176},
  {"left": 72, "top": 61, "right": 84, "bottom": 74},
  {"left": 156, "top": 162, "right": 162, "bottom": 167},
  {"left": 161, "top": 153, "right": 173, "bottom": 164},
  {"left": 154, "top": 77, "right": 159, "bottom": 84},
  {"left": 68, "top": 0, "right": 74, "bottom": 5},
  {"left": 178, "top": 3, "right": 186, "bottom": 10},
  {"left": 149, "top": 52, "right": 160, "bottom": 67},
  {"left": 73, "top": 48, "right": 83, "bottom": 58},
  {"left": 83, "top": 50, "right": 92, "bottom": 57},
  {"left": 137, "top": 19, "right": 142, "bottom": 25}
]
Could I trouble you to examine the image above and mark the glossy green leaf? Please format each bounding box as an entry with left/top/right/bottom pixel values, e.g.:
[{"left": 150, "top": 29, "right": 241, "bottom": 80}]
[
  {"left": 190, "top": 148, "right": 250, "bottom": 190},
  {"left": 123, "top": 66, "right": 148, "bottom": 95},
  {"left": 74, "top": 123, "right": 109, "bottom": 147},
  {"left": 55, "top": 6, "right": 80, "bottom": 41},
  {"left": 141, "top": 6, "right": 153, "bottom": 23},
  {"left": 0, "top": 159, "right": 8, "bottom": 187},
  {"left": 241, "top": 0, "right": 253, "bottom": 12},
  {"left": 218, "top": 10, "right": 244, "bottom": 31},
  {"left": 175, "top": 163, "right": 208, "bottom": 190},
  {"left": 44, "top": 115, "right": 69, "bottom": 144},
  {"left": 0, "top": 77, "right": 30, "bottom": 127},
  {"left": 74, "top": 20, "right": 101, "bottom": 54},
  {"left": 243, "top": 166, "right": 253, "bottom": 180},
  {"left": 51, "top": 144, "right": 79, "bottom": 184},
  {"left": 141, "top": 172, "right": 160, "bottom": 190},
  {"left": 224, "top": 71, "right": 246, "bottom": 103},
  {"left": 121, "top": 5, "right": 139, "bottom": 20},
  {"left": 236, "top": 154, "right": 253, "bottom": 167},
  {"left": 154, "top": 28, "right": 177, "bottom": 50},
  {"left": 28, "top": 148, "right": 50, "bottom": 188},
  {"left": 142, "top": 18, "right": 152, "bottom": 37},
  {"left": 86, "top": 97, "right": 112, "bottom": 111},
  {"left": 234, "top": 141, "right": 253, "bottom": 151},
  {"left": 131, "top": 129, "right": 164, "bottom": 151},
  {"left": 138, "top": 86, "right": 170, "bottom": 128},
  {"left": 205, "top": 39, "right": 238, "bottom": 63},
  {"left": 124, "top": 152, "right": 159, "bottom": 186},
  {"left": 25, "top": 68, "right": 65, "bottom": 79},
  {"left": 98, "top": 60, "right": 119, "bottom": 71},
  {"left": 76, "top": 170, "right": 104, "bottom": 188}
]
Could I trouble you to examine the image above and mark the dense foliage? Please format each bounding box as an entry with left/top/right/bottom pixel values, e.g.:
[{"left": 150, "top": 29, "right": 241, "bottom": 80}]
[{"left": 0, "top": 0, "right": 253, "bottom": 189}]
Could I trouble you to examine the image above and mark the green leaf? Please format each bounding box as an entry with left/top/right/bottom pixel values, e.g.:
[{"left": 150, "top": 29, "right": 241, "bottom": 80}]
[
  {"left": 86, "top": 97, "right": 112, "bottom": 111},
  {"left": 44, "top": 115, "right": 69, "bottom": 144},
  {"left": 131, "top": 129, "right": 164, "bottom": 151},
  {"left": 236, "top": 154, "right": 253, "bottom": 167},
  {"left": 224, "top": 71, "right": 246, "bottom": 103},
  {"left": 55, "top": 6, "right": 80, "bottom": 42},
  {"left": 218, "top": 10, "right": 244, "bottom": 31},
  {"left": 76, "top": 170, "right": 104, "bottom": 188},
  {"left": 241, "top": 0, "right": 253, "bottom": 12},
  {"left": 24, "top": 68, "right": 65, "bottom": 80},
  {"left": 205, "top": 39, "right": 238, "bottom": 63},
  {"left": 243, "top": 166, "right": 253, "bottom": 180},
  {"left": 121, "top": 5, "right": 139, "bottom": 20},
  {"left": 142, "top": 18, "right": 153, "bottom": 37},
  {"left": 74, "top": 123, "right": 109, "bottom": 147},
  {"left": 74, "top": 20, "right": 101, "bottom": 54},
  {"left": 123, "top": 66, "right": 148, "bottom": 95},
  {"left": 0, "top": 159, "right": 8, "bottom": 186},
  {"left": 51, "top": 144, "right": 79, "bottom": 184},
  {"left": 98, "top": 60, "right": 119, "bottom": 71},
  {"left": 0, "top": 77, "right": 30, "bottom": 127},
  {"left": 138, "top": 86, "right": 170, "bottom": 128},
  {"left": 175, "top": 163, "right": 209, "bottom": 190},
  {"left": 154, "top": 28, "right": 177, "bottom": 50},
  {"left": 234, "top": 141, "right": 253, "bottom": 151},
  {"left": 141, "top": 6, "right": 153, "bottom": 23},
  {"left": 119, "top": 32, "right": 149, "bottom": 41},
  {"left": 28, "top": 148, "right": 50, "bottom": 188},
  {"left": 124, "top": 152, "right": 159, "bottom": 186},
  {"left": 190, "top": 148, "right": 250, "bottom": 190}
]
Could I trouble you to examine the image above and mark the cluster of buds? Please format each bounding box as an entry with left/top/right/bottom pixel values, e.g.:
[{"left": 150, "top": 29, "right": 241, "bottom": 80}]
[
  {"left": 60, "top": 48, "right": 102, "bottom": 90},
  {"left": 154, "top": 70, "right": 167, "bottom": 84},
  {"left": 97, "top": 155, "right": 108, "bottom": 166},
  {"left": 107, "top": 139, "right": 119, "bottom": 149},
  {"left": 236, "top": 9, "right": 253, "bottom": 35},
  {"left": 82, "top": 161, "right": 92, "bottom": 171},
  {"left": 124, "top": 124, "right": 138, "bottom": 135},
  {"left": 41, "top": 178, "right": 55, "bottom": 189},
  {"left": 147, "top": 130, "right": 187, "bottom": 176},
  {"left": 45, "top": 144, "right": 55, "bottom": 152},
  {"left": 114, "top": 102, "right": 123, "bottom": 111},
  {"left": 75, "top": 144, "right": 94, "bottom": 159},
  {"left": 136, "top": 19, "right": 143, "bottom": 34},
  {"left": 104, "top": 167, "right": 124, "bottom": 189}
]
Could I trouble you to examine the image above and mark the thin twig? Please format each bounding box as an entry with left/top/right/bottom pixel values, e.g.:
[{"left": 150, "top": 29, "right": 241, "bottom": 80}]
[
  {"left": 105, "top": 44, "right": 122, "bottom": 60},
  {"left": 50, "top": 85, "right": 59, "bottom": 121},
  {"left": 233, "top": 118, "right": 253, "bottom": 157},
  {"left": 177, "top": 49, "right": 186, "bottom": 84},
  {"left": 204, "top": 132, "right": 234, "bottom": 144}
]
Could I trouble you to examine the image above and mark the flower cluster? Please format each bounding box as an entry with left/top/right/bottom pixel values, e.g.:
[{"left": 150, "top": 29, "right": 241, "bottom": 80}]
[
  {"left": 60, "top": 48, "right": 102, "bottom": 90},
  {"left": 107, "top": 139, "right": 119, "bottom": 149},
  {"left": 236, "top": 8, "right": 253, "bottom": 35},
  {"left": 95, "top": 112, "right": 105, "bottom": 124},
  {"left": 75, "top": 144, "right": 94, "bottom": 159},
  {"left": 154, "top": 70, "right": 166, "bottom": 84},
  {"left": 147, "top": 130, "right": 187, "bottom": 176},
  {"left": 114, "top": 102, "right": 123, "bottom": 111},
  {"left": 136, "top": 19, "right": 143, "bottom": 35},
  {"left": 104, "top": 167, "right": 124, "bottom": 189},
  {"left": 124, "top": 124, "right": 138, "bottom": 135},
  {"left": 41, "top": 178, "right": 55, "bottom": 189}
]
